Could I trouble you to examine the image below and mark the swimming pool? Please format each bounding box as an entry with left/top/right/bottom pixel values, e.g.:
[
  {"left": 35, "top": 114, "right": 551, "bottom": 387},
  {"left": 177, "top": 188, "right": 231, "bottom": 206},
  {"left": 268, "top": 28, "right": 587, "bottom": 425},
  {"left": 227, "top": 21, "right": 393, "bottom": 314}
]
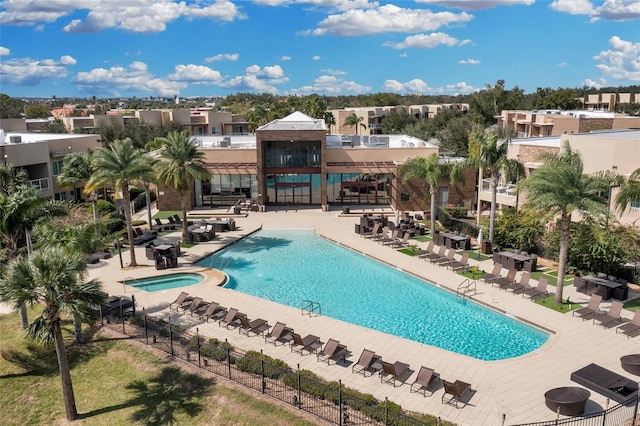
[
  {"left": 197, "top": 229, "right": 548, "bottom": 360},
  {"left": 125, "top": 273, "right": 204, "bottom": 292}
]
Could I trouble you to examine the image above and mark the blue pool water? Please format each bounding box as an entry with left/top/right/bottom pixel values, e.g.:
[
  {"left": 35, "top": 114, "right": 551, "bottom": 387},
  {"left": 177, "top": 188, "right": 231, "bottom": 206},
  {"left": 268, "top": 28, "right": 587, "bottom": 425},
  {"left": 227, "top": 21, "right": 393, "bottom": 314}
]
[
  {"left": 197, "top": 229, "right": 548, "bottom": 360},
  {"left": 126, "top": 273, "right": 204, "bottom": 292}
]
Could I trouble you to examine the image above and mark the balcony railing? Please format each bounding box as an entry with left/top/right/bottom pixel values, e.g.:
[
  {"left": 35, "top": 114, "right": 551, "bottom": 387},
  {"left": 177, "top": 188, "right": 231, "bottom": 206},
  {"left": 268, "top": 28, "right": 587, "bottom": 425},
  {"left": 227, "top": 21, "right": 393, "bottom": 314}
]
[
  {"left": 30, "top": 177, "right": 50, "bottom": 191},
  {"left": 480, "top": 178, "right": 517, "bottom": 196}
]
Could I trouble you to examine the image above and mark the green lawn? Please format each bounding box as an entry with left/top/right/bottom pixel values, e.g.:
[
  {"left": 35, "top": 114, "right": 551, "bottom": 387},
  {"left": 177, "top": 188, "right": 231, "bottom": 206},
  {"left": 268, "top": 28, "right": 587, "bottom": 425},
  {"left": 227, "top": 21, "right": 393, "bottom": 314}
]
[
  {"left": 624, "top": 298, "right": 640, "bottom": 312},
  {"left": 530, "top": 269, "right": 574, "bottom": 287},
  {"left": 0, "top": 308, "right": 319, "bottom": 426},
  {"left": 534, "top": 295, "right": 580, "bottom": 313}
]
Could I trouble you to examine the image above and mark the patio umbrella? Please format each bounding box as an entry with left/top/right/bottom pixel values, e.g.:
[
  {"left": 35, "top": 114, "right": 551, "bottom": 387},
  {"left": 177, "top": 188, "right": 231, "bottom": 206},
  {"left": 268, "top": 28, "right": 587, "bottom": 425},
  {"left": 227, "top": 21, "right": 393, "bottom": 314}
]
[
  {"left": 395, "top": 210, "right": 400, "bottom": 226},
  {"left": 477, "top": 228, "right": 483, "bottom": 258}
]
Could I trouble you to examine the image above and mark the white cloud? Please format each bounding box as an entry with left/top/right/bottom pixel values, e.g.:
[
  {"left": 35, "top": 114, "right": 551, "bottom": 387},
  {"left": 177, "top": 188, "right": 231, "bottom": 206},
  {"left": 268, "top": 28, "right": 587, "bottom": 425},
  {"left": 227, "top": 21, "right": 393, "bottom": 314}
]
[
  {"left": 1, "top": 0, "right": 245, "bottom": 33},
  {"left": 399, "top": 52, "right": 408, "bottom": 58},
  {"left": 557, "top": 62, "right": 568, "bottom": 68},
  {"left": 254, "top": 0, "right": 379, "bottom": 12},
  {"left": 594, "top": 0, "right": 640, "bottom": 21},
  {"left": 0, "top": 46, "right": 10, "bottom": 56},
  {"left": 312, "top": 55, "right": 321, "bottom": 60},
  {"left": 383, "top": 78, "right": 476, "bottom": 94},
  {"left": 593, "top": 36, "right": 640, "bottom": 81},
  {"left": 0, "top": 55, "right": 76, "bottom": 86},
  {"left": 551, "top": 0, "right": 640, "bottom": 21},
  {"left": 550, "top": 0, "right": 595, "bottom": 15},
  {"left": 221, "top": 64, "right": 289, "bottom": 94},
  {"left": 417, "top": 0, "right": 535, "bottom": 10},
  {"left": 384, "top": 32, "right": 470, "bottom": 49},
  {"left": 60, "top": 55, "right": 77, "bottom": 65},
  {"left": 292, "top": 75, "right": 371, "bottom": 95},
  {"left": 72, "top": 61, "right": 187, "bottom": 96},
  {"left": 458, "top": 58, "right": 480, "bottom": 64},
  {"left": 167, "top": 64, "right": 223, "bottom": 84},
  {"left": 304, "top": 4, "right": 472, "bottom": 36},
  {"left": 320, "top": 68, "right": 347, "bottom": 75},
  {"left": 204, "top": 53, "right": 240, "bottom": 63},
  {"left": 582, "top": 78, "right": 607, "bottom": 89},
  {"left": 281, "top": 56, "right": 292, "bottom": 61}
]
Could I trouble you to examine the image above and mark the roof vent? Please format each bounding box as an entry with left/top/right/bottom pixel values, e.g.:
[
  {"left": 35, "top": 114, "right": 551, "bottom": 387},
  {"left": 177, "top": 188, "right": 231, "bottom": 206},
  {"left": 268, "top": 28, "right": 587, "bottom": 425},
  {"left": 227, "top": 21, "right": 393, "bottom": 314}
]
[{"left": 9, "top": 135, "right": 22, "bottom": 144}]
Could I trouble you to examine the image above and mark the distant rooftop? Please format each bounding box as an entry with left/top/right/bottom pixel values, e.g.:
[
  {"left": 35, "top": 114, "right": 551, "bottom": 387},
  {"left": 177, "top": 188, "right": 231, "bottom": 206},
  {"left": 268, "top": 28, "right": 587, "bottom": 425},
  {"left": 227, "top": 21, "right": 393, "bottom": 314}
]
[{"left": 257, "top": 111, "right": 326, "bottom": 131}]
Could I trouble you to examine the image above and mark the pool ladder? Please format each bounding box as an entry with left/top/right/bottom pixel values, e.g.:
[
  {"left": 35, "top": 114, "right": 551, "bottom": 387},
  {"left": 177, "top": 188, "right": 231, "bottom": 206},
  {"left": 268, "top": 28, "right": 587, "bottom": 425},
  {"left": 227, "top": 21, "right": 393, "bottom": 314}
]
[
  {"left": 123, "top": 276, "right": 144, "bottom": 293},
  {"left": 456, "top": 279, "right": 477, "bottom": 300},
  {"left": 301, "top": 300, "right": 321, "bottom": 317}
]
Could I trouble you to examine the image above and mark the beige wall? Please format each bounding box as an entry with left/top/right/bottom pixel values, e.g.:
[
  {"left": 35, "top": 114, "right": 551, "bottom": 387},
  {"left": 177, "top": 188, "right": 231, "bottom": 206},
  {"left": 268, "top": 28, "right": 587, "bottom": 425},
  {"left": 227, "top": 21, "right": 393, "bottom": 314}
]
[{"left": 0, "top": 118, "right": 27, "bottom": 131}]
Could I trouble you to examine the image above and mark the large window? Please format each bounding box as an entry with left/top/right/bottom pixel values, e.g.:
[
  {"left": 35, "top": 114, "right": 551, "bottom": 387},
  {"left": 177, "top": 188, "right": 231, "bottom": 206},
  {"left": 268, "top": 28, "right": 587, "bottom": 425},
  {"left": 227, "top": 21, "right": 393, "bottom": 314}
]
[
  {"left": 327, "top": 173, "right": 391, "bottom": 205},
  {"left": 265, "top": 173, "right": 321, "bottom": 205},
  {"left": 264, "top": 140, "right": 321, "bottom": 168},
  {"left": 201, "top": 174, "right": 258, "bottom": 206}
]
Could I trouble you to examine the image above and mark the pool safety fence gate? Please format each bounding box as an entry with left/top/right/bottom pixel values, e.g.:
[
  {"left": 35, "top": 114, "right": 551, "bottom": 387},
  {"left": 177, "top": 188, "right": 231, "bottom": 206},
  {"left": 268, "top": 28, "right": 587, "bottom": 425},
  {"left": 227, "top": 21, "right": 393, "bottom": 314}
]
[{"left": 101, "top": 309, "right": 432, "bottom": 426}]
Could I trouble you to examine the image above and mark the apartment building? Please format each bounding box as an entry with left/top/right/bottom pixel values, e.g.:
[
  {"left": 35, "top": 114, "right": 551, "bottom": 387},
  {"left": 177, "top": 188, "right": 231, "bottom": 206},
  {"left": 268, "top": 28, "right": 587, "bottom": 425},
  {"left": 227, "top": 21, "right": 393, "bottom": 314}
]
[
  {"left": 157, "top": 111, "right": 475, "bottom": 213},
  {"left": 327, "top": 103, "right": 469, "bottom": 136},
  {"left": 477, "top": 130, "right": 640, "bottom": 226},
  {"left": 580, "top": 92, "right": 639, "bottom": 112},
  {"left": 495, "top": 109, "right": 640, "bottom": 138},
  {"left": 0, "top": 130, "right": 102, "bottom": 201}
]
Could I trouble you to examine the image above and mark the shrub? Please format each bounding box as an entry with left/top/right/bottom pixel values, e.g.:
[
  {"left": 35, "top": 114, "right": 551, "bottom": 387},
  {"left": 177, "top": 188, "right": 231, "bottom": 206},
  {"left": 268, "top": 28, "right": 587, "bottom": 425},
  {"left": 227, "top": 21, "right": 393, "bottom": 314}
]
[
  {"left": 93, "top": 199, "right": 116, "bottom": 215},
  {"left": 200, "top": 339, "right": 233, "bottom": 362},
  {"left": 442, "top": 206, "right": 467, "bottom": 219},
  {"left": 236, "top": 350, "right": 291, "bottom": 379}
]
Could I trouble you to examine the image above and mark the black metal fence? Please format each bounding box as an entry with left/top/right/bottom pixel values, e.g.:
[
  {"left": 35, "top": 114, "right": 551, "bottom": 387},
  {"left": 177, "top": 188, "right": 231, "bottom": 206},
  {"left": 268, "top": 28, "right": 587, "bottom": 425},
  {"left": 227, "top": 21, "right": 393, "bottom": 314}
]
[{"left": 101, "top": 308, "right": 438, "bottom": 426}]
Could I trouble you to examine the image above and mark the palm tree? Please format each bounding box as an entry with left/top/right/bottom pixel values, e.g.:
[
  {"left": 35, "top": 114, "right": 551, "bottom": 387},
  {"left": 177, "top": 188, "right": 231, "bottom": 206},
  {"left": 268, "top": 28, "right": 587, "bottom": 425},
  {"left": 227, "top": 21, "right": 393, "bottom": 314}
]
[
  {"left": 522, "top": 142, "right": 608, "bottom": 304},
  {"left": 156, "top": 131, "right": 211, "bottom": 244},
  {"left": 57, "top": 151, "right": 94, "bottom": 203},
  {"left": 399, "top": 153, "right": 452, "bottom": 234},
  {"left": 0, "top": 246, "right": 105, "bottom": 421},
  {"left": 0, "top": 162, "right": 28, "bottom": 195},
  {"left": 452, "top": 133, "right": 521, "bottom": 243},
  {"left": 615, "top": 167, "right": 640, "bottom": 216},
  {"left": 0, "top": 185, "right": 68, "bottom": 327},
  {"left": 86, "top": 138, "right": 154, "bottom": 267},
  {"left": 343, "top": 113, "right": 366, "bottom": 135}
]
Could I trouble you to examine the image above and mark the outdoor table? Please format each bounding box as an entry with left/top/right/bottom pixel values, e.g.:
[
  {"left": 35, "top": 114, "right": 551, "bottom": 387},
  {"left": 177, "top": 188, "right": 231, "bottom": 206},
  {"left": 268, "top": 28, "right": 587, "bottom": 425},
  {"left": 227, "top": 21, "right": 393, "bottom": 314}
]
[
  {"left": 621, "top": 355, "right": 640, "bottom": 376},
  {"left": 576, "top": 275, "right": 627, "bottom": 300},
  {"left": 439, "top": 233, "right": 468, "bottom": 249},
  {"left": 495, "top": 251, "right": 531, "bottom": 270},
  {"left": 153, "top": 244, "right": 172, "bottom": 253},
  {"left": 544, "top": 387, "right": 590, "bottom": 416}
]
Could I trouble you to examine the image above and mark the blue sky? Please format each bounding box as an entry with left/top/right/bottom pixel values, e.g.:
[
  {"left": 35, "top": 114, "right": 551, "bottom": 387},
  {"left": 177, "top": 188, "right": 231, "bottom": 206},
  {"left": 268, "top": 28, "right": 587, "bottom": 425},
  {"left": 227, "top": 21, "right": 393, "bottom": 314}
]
[{"left": 1, "top": 0, "right": 639, "bottom": 99}]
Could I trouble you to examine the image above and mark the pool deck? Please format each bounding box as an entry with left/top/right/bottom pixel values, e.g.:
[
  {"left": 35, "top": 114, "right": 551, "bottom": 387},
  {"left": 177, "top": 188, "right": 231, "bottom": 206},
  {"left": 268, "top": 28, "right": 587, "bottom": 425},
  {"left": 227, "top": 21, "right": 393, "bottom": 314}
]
[{"left": 87, "top": 206, "right": 640, "bottom": 426}]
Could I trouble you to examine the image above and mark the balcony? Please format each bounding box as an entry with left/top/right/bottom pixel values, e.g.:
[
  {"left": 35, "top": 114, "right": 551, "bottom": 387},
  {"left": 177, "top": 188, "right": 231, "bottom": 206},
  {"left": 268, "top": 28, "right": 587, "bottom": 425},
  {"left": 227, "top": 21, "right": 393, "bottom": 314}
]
[
  {"left": 480, "top": 179, "right": 517, "bottom": 196},
  {"left": 30, "top": 177, "right": 50, "bottom": 191}
]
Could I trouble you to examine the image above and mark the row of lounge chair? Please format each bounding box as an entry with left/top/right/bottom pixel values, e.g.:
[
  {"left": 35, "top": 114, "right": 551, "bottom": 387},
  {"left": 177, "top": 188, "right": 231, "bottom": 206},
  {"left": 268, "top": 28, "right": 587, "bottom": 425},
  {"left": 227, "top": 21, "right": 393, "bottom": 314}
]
[
  {"left": 168, "top": 292, "right": 350, "bottom": 364},
  {"left": 168, "top": 292, "right": 473, "bottom": 406},
  {"left": 571, "top": 294, "right": 640, "bottom": 335},
  {"left": 351, "top": 348, "right": 472, "bottom": 406},
  {"left": 414, "top": 241, "right": 471, "bottom": 272},
  {"left": 480, "top": 264, "right": 549, "bottom": 299}
]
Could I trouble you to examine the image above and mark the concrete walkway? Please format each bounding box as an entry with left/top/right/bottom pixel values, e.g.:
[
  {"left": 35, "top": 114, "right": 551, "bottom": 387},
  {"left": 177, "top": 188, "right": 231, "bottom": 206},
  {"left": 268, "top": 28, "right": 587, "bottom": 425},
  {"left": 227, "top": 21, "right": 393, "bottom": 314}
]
[{"left": 83, "top": 206, "right": 639, "bottom": 425}]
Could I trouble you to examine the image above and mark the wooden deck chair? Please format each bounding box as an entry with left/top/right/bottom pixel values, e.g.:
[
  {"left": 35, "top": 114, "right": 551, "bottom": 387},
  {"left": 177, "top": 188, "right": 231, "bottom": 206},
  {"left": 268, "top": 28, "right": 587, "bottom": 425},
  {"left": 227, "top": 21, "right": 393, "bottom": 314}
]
[
  {"left": 380, "top": 360, "right": 410, "bottom": 387},
  {"left": 617, "top": 310, "right": 640, "bottom": 337},
  {"left": 508, "top": 271, "right": 530, "bottom": 294},
  {"left": 352, "top": 349, "right": 382, "bottom": 376},
  {"left": 290, "top": 333, "right": 322, "bottom": 355},
  {"left": 199, "top": 302, "right": 226, "bottom": 322},
  {"left": 593, "top": 300, "right": 623, "bottom": 327},
  {"left": 423, "top": 246, "right": 446, "bottom": 262},
  {"left": 169, "top": 292, "right": 191, "bottom": 310},
  {"left": 391, "top": 232, "right": 410, "bottom": 248},
  {"left": 572, "top": 294, "right": 602, "bottom": 320},
  {"left": 371, "top": 226, "right": 389, "bottom": 242},
  {"left": 448, "top": 253, "right": 470, "bottom": 272},
  {"left": 480, "top": 263, "right": 503, "bottom": 283},
  {"left": 219, "top": 308, "right": 242, "bottom": 329},
  {"left": 361, "top": 223, "right": 380, "bottom": 239},
  {"left": 523, "top": 277, "right": 549, "bottom": 300},
  {"left": 181, "top": 297, "right": 203, "bottom": 316},
  {"left": 238, "top": 315, "right": 269, "bottom": 336},
  {"left": 493, "top": 268, "right": 517, "bottom": 289},
  {"left": 431, "top": 248, "right": 454, "bottom": 264},
  {"left": 410, "top": 366, "right": 440, "bottom": 396},
  {"left": 380, "top": 229, "right": 399, "bottom": 245},
  {"left": 316, "top": 338, "right": 347, "bottom": 364},
  {"left": 442, "top": 380, "right": 472, "bottom": 408},
  {"left": 265, "top": 322, "right": 294, "bottom": 345},
  {"left": 415, "top": 241, "right": 435, "bottom": 259}
]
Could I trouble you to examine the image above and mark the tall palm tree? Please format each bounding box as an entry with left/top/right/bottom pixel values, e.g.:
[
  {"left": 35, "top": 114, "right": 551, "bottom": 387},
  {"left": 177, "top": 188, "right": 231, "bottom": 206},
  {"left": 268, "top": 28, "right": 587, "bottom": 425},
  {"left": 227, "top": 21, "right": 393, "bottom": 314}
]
[
  {"left": 452, "top": 132, "right": 521, "bottom": 243},
  {"left": 57, "top": 151, "right": 94, "bottom": 202},
  {"left": 343, "top": 113, "right": 366, "bottom": 135},
  {"left": 399, "top": 153, "right": 452, "bottom": 234},
  {"left": 86, "top": 138, "right": 155, "bottom": 267},
  {"left": 156, "top": 131, "right": 211, "bottom": 244},
  {"left": 522, "top": 142, "right": 608, "bottom": 304},
  {"left": 0, "top": 246, "right": 105, "bottom": 421},
  {"left": 615, "top": 167, "right": 640, "bottom": 216}
]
